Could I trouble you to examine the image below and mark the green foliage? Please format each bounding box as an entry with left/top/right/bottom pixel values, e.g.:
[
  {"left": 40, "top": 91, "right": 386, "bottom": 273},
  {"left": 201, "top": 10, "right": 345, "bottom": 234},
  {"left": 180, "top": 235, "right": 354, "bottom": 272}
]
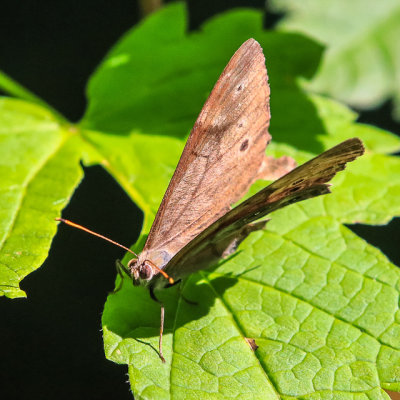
[
  {"left": 0, "top": 99, "right": 83, "bottom": 297},
  {"left": 269, "top": 0, "right": 400, "bottom": 119},
  {"left": 1, "top": 3, "right": 400, "bottom": 399}
]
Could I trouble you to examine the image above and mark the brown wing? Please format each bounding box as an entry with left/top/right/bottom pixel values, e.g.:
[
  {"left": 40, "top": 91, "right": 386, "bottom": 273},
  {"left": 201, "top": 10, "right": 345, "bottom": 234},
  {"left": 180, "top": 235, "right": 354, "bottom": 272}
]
[
  {"left": 151, "top": 138, "right": 365, "bottom": 289},
  {"left": 139, "top": 39, "right": 273, "bottom": 268}
]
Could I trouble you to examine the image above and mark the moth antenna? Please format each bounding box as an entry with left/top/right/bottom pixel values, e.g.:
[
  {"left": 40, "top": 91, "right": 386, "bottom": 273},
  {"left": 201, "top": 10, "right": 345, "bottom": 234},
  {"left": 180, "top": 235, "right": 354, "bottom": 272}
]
[
  {"left": 145, "top": 260, "right": 174, "bottom": 285},
  {"left": 55, "top": 218, "right": 139, "bottom": 257},
  {"left": 55, "top": 218, "right": 174, "bottom": 285}
]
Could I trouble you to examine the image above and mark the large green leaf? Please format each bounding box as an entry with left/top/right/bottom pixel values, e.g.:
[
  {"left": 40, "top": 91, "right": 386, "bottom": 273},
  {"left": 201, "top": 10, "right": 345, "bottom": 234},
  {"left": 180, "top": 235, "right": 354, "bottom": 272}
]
[
  {"left": 1, "top": 3, "right": 400, "bottom": 398},
  {"left": 269, "top": 0, "right": 400, "bottom": 119},
  {"left": 104, "top": 212, "right": 400, "bottom": 399}
]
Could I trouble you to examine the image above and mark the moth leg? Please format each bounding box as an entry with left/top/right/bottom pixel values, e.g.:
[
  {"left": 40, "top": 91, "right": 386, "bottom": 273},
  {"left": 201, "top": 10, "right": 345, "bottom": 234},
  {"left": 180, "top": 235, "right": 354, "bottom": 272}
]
[
  {"left": 164, "top": 279, "right": 181, "bottom": 288},
  {"left": 150, "top": 287, "right": 166, "bottom": 363},
  {"left": 112, "top": 259, "right": 130, "bottom": 294}
]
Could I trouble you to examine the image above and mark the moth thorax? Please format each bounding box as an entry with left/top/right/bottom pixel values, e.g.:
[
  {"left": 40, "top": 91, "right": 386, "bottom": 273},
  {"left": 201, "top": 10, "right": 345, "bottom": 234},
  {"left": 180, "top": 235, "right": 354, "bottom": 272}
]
[{"left": 128, "top": 258, "right": 154, "bottom": 286}]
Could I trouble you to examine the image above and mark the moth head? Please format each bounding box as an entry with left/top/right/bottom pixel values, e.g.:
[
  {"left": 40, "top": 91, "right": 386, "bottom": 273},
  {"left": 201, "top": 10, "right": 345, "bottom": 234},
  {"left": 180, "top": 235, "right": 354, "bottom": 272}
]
[
  {"left": 128, "top": 257, "right": 175, "bottom": 287},
  {"left": 128, "top": 258, "right": 155, "bottom": 286}
]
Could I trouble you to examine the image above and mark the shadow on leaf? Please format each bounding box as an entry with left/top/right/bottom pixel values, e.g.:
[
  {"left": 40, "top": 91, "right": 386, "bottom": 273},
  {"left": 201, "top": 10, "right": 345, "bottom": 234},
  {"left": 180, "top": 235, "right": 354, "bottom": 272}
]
[{"left": 102, "top": 273, "right": 238, "bottom": 346}]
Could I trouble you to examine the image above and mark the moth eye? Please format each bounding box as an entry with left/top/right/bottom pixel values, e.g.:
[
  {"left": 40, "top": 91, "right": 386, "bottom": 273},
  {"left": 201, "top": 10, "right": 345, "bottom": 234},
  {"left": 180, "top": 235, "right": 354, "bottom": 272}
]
[
  {"left": 140, "top": 262, "right": 154, "bottom": 280},
  {"left": 237, "top": 84, "right": 243, "bottom": 91},
  {"left": 127, "top": 258, "right": 137, "bottom": 269},
  {"left": 240, "top": 139, "right": 249, "bottom": 151}
]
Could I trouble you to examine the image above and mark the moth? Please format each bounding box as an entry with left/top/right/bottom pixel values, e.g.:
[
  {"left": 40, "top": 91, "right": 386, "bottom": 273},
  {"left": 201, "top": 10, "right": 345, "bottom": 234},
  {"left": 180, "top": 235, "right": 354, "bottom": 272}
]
[{"left": 57, "top": 39, "right": 365, "bottom": 362}]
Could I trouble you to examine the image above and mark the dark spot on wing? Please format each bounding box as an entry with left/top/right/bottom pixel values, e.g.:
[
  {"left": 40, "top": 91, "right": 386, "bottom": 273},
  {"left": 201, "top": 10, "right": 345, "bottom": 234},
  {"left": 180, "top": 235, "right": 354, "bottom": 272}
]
[
  {"left": 240, "top": 139, "right": 249, "bottom": 151},
  {"left": 237, "top": 84, "right": 243, "bottom": 91}
]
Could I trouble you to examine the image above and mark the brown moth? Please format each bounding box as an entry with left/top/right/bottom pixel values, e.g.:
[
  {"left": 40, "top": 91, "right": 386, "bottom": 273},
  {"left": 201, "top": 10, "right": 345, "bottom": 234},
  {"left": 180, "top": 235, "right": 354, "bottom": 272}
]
[{"left": 57, "top": 39, "right": 364, "bottom": 362}]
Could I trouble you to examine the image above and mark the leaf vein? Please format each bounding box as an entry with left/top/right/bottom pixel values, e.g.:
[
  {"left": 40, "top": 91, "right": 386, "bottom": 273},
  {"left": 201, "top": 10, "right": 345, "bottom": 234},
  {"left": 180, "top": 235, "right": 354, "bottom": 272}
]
[
  {"left": 0, "top": 135, "right": 67, "bottom": 256},
  {"left": 201, "top": 271, "right": 282, "bottom": 399},
  {"left": 230, "top": 274, "right": 399, "bottom": 353}
]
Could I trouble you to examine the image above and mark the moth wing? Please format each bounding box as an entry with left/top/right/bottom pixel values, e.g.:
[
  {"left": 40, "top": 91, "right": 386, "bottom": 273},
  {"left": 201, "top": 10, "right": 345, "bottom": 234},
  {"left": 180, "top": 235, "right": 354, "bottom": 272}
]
[
  {"left": 140, "top": 39, "right": 273, "bottom": 268},
  {"left": 152, "top": 138, "right": 365, "bottom": 289}
]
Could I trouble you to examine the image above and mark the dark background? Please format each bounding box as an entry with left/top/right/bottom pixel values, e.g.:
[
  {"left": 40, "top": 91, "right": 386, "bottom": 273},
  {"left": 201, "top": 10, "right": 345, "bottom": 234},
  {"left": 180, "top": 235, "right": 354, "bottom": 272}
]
[{"left": 0, "top": 1, "right": 399, "bottom": 399}]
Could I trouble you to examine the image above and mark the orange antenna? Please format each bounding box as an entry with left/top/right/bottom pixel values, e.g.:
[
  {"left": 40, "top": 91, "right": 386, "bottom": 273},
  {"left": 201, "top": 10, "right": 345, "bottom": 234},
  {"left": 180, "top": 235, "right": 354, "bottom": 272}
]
[
  {"left": 55, "top": 218, "right": 174, "bottom": 284},
  {"left": 55, "top": 218, "right": 138, "bottom": 257}
]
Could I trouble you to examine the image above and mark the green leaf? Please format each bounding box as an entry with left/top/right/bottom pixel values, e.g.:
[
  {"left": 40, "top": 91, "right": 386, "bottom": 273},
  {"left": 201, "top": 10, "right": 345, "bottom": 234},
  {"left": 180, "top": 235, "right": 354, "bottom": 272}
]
[
  {"left": 1, "top": 3, "right": 400, "bottom": 398},
  {"left": 0, "top": 98, "right": 83, "bottom": 298},
  {"left": 308, "top": 95, "right": 400, "bottom": 155},
  {"left": 269, "top": 0, "right": 400, "bottom": 119},
  {"left": 103, "top": 216, "right": 400, "bottom": 399},
  {"left": 81, "top": 4, "right": 325, "bottom": 153},
  {"left": 82, "top": 129, "right": 184, "bottom": 232}
]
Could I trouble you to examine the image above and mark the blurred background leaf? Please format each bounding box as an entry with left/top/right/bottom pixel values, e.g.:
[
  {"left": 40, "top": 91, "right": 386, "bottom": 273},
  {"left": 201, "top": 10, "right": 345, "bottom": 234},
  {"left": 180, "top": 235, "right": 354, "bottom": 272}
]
[{"left": 269, "top": 0, "right": 400, "bottom": 120}]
